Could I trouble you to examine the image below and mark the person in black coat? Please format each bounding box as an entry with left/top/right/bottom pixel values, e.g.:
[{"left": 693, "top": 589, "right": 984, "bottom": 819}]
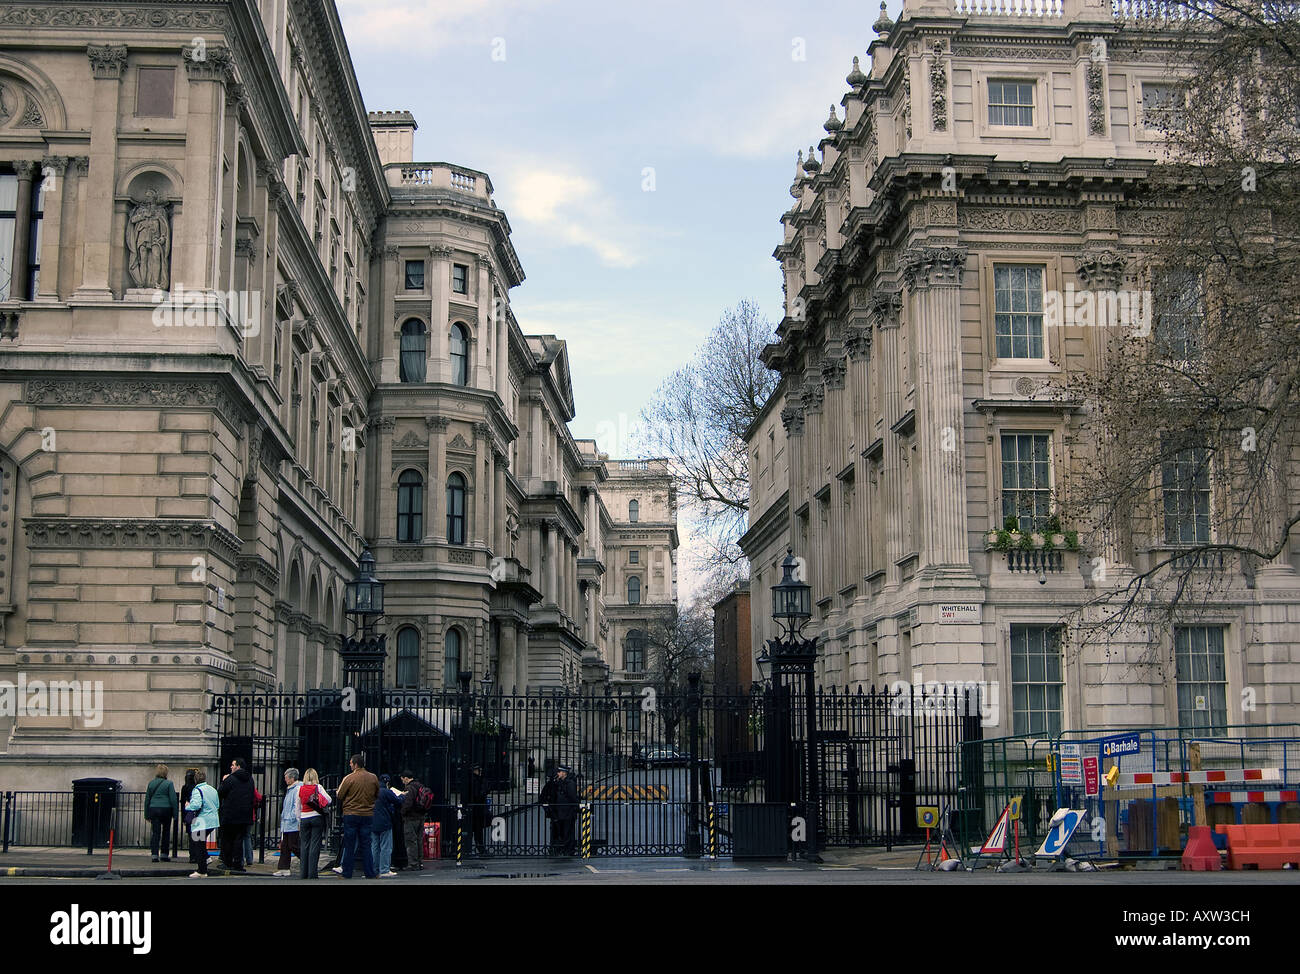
[
  {"left": 217, "top": 758, "right": 256, "bottom": 872},
  {"left": 469, "top": 765, "right": 490, "bottom": 855},
  {"left": 551, "top": 766, "right": 580, "bottom": 856}
]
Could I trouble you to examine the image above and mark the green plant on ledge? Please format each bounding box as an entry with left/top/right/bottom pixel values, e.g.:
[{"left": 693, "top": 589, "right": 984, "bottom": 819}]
[
  {"left": 1042, "top": 533, "right": 1056, "bottom": 552},
  {"left": 1044, "top": 513, "right": 1063, "bottom": 535},
  {"left": 1018, "top": 531, "right": 1035, "bottom": 551},
  {"left": 610, "top": 725, "right": 623, "bottom": 736},
  {"left": 471, "top": 716, "right": 500, "bottom": 736},
  {"left": 1003, "top": 515, "right": 1021, "bottom": 533},
  {"left": 992, "top": 530, "right": 1014, "bottom": 551},
  {"left": 548, "top": 724, "right": 569, "bottom": 738}
]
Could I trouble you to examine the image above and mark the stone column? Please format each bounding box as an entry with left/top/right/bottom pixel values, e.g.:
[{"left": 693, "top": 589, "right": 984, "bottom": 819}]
[
  {"left": 219, "top": 82, "right": 247, "bottom": 291},
  {"left": 474, "top": 256, "right": 490, "bottom": 387},
  {"left": 493, "top": 448, "right": 507, "bottom": 554},
  {"left": 376, "top": 417, "right": 395, "bottom": 539},
  {"left": 77, "top": 45, "right": 128, "bottom": 299},
  {"left": 177, "top": 45, "right": 233, "bottom": 291},
  {"left": 546, "top": 520, "right": 558, "bottom": 604},
  {"left": 430, "top": 245, "right": 451, "bottom": 381},
  {"left": 473, "top": 422, "right": 491, "bottom": 546},
  {"left": 532, "top": 400, "right": 545, "bottom": 482},
  {"left": 873, "top": 289, "right": 904, "bottom": 587},
  {"left": 34, "top": 157, "right": 70, "bottom": 301},
  {"left": 903, "top": 246, "right": 969, "bottom": 568},
  {"left": 10, "top": 161, "right": 36, "bottom": 300},
  {"left": 495, "top": 291, "right": 509, "bottom": 402},
  {"left": 846, "top": 323, "right": 871, "bottom": 582},
  {"left": 499, "top": 620, "right": 518, "bottom": 692},
  {"left": 427, "top": 417, "right": 448, "bottom": 542}
]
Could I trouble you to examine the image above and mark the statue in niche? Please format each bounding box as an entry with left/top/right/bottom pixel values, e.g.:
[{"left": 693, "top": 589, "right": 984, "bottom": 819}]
[{"left": 126, "top": 189, "right": 171, "bottom": 289}]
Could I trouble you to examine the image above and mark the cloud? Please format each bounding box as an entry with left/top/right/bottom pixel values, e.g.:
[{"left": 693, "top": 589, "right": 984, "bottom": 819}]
[
  {"left": 494, "top": 161, "right": 644, "bottom": 268},
  {"left": 336, "top": 0, "right": 542, "bottom": 53}
]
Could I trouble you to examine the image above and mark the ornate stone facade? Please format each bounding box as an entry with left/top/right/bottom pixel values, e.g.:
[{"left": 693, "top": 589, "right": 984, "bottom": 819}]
[{"left": 742, "top": 0, "right": 1300, "bottom": 739}]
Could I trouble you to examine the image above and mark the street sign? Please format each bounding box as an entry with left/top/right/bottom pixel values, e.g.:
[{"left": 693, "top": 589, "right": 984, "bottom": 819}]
[
  {"left": 1035, "top": 808, "right": 1086, "bottom": 858},
  {"left": 1099, "top": 733, "right": 1141, "bottom": 759},
  {"left": 917, "top": 806, "right": 940, "bottom": 829},
  {"left": 1060, "top": 743, "right": 1081, "bottom": 758},
  {"left": 1083, "top": 756, "right": 1100, "bottom": 797},
  {"left": 1008, "top": 796, "right": 1022, "bottom": 821},
  {"left": 938, "top": 603, "right": 979, "bottom": 624}
]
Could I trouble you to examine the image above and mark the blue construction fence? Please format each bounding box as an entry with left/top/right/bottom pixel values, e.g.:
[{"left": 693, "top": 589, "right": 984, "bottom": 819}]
[{"left": 960, "top": 724, "right": 1300, "bottom": 859}]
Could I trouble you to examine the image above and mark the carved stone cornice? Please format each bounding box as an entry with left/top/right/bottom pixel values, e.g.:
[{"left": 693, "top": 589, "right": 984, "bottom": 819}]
[
  {"left": 473, "top": 421, "right": 491, "bottom": 440},
  {"left": 800, "top": 380, "right": 825, "bottom": 414},
  {"left": 183, "top": 44, "right": 234, "bottom": 82},
  {"left": 1076, "top": 248, "right": 1127, "bottom": 289},
  {"left": 13, "top": 160, "right": 37, "bottom": 179},
  {"left": 426, "top": 416, "right": 450, "bottom": 432},
  {"left": 24, "top": 377, "right": 246, "bottom": 431},
  {"left": 70, "top": 156, "right": 89, "bottom": 176},
  {"left": 383, "top": 246, "right": 400, "bottom": 260},
  {"left": 86, "top": 44, "right": 128, "bottom": 80},
  {"left": 41, "top": 155, "right": 69, "bottom": 177},
  {"left": 225, "top": 80, "right": 249, "bottom": 114},
  {"left": 780, "top": 404, "right": 805, "bottom": 438},
  {"left": 4, "top": 6, "right": 229, "bottom": 30},
  {"left": 24, "top": 517, "right": 243, "bottom": 560},
  {"left": 236, "top": 553, "right": 280, "bottom": 592},
  {"left": 902, "top": 246, "right": 967, "bottom": 290},
  {"left": 430, "top": 245, "right": 454, "bottom": 258}
]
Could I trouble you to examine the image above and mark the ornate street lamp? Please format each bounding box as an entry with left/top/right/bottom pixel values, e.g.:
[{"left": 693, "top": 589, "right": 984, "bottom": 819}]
[
  {"left": 344, "top": 547, "right": 385, "bottom": 632},
  {"left": 341, "top": 547, "right": 387, "bottom": 695},
  {"left": 764, "top": 546, "right": 821, "bottom": 861}
]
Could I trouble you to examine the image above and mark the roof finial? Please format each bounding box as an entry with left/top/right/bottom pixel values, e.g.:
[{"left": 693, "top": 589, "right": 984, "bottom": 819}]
[
  {"left": 824, "top": 104, "right": 843, "bottom": 133},
  {"left": 846, "top": 55, "right": 867, "bottom": 89},
  {"left": 873, "top": 1, "right": 895, "bottom": 35}
]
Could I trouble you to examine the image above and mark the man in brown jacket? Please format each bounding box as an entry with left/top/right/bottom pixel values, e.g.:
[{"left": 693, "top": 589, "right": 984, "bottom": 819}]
[{"left": 335, "top": 754, "right": 379, "bottom": 878}]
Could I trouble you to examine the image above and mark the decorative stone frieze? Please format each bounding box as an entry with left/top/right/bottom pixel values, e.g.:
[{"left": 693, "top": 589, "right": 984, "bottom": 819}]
[{"left": 25, "top": 518, "right": 243, "bottom": 560}]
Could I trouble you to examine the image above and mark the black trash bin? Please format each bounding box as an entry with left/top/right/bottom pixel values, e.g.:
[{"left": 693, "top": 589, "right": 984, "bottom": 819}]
[
  {"left": 732, "top": 803, "right": 788, "bottom": 859},
  {"left": 71, "top": 777, "right": 122, "bottom": 848}
]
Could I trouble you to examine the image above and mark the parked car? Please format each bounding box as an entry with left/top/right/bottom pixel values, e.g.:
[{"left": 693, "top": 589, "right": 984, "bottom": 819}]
[{"left": 629, "top": 744, "right": 692, "bottom": 769}]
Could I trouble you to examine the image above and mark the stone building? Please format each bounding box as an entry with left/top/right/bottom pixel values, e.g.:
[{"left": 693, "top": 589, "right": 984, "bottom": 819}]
[
  {"left": 740, "top": 0, "right": 1300, "bottom": 738},
  {"left": 0, "top": 0, "right": 674, "bottom": 792}
]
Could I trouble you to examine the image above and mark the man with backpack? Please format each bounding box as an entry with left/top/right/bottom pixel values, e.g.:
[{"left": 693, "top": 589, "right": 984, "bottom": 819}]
[{"left": 398, "top": 770, "right": 433, "bottom": 870}]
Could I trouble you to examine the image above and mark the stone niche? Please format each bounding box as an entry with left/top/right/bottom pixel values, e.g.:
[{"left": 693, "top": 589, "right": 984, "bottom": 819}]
[{"left": 123, "top": 170, "right": 177, "bottom": 294}]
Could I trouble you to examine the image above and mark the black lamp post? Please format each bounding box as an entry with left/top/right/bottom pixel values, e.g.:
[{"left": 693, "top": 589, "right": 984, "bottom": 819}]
[
  {"left": 765, "top": 547, "right": 821, "bottom": 861},
  {"left": 341, "top": 547, "right": 387, "bottom": 695}
]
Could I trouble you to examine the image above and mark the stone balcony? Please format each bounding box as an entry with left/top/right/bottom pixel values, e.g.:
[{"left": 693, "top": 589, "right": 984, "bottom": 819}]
[{"left": 384, "top": 162, "right": 494, "bottom": 204}]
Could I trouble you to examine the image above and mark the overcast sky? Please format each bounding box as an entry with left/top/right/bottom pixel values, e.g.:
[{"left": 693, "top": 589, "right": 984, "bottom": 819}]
[{"left": 338, "top": 0, "right": 905, "bottom": 596}]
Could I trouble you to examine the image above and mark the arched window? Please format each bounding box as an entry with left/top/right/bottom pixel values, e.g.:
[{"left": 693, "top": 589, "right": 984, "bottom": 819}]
[
  {"left": 396, "top": 627, "right": 420, "bottom": 688},
  {"left": 446, "top": 473, "right": 466, "bottom": 544},
  {"left": 627, "top": 576, "right": 641, "bottom": 605},
  {"left": 444, "top": 628, "right": 461, "bottom": 688},
  {"left": 629, "top": 499, "right": 639, "bottom": 522},
  {"left": 625, "top": 629, "right": 645, "bottom": 673},
  {"left": 397, "top": 470, "right": 424, "bottom": 542},
  {"left": 450, "top": 324, "right": 469, "bottom": 386},
  {"left": 400, "top": 319, "right": 427, "bottom": 383}
]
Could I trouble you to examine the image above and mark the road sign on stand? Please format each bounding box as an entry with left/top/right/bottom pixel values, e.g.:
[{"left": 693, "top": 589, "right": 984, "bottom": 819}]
[
  {"left": 1059, "top": 743, "right": 1082, "bottom": 785},
  {"left": 1035, "top": 808, "right": 1086, "bottom": 858}
]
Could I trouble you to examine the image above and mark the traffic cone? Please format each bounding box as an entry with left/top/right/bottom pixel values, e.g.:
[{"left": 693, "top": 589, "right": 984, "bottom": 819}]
[{"left": 938, "top": 841, "right": 950, "bottom": 862}]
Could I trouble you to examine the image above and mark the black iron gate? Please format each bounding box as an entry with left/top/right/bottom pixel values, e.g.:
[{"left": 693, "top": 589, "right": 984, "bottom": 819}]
[{"left": 212, "top": 682, "right": 978, "bottom": 858}]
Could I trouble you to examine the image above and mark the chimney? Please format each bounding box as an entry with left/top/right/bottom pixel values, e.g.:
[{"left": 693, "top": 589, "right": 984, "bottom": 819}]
[{"left": 368, "top": 110, "right": 417, "bottom": 166}]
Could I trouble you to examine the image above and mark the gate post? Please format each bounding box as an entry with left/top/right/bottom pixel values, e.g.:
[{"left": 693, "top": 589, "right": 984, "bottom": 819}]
[{"left": 685, "top": 671, "right": 702, "bottom": 858}]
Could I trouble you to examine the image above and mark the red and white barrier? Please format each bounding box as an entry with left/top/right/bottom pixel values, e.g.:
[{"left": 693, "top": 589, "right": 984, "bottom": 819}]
[
  {"left": 1115, "top": 768, "right": 1281, "bottom": 789},
  {"left": 1208, "top": 790, "right": 1299, "bottom": 804}
]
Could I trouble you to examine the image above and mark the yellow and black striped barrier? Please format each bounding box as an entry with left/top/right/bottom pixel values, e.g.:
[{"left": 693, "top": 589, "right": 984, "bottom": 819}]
[
  {"left": 580, "top": 784, "right": 669, "bottom": 801},
  {"left": 581, "top": 802, "right": 592, "bottom": 859},
  {"left": 456, "top": 805, "right": 464, "bottom": 865},
  {"left": 707, "top": 802, "right": 716, "bottom": 859}
]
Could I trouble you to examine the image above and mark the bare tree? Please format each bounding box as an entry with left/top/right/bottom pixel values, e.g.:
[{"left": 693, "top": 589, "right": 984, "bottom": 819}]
[
  {"left": 640, "top": 599, "right": 714, "bottom": 745},
  {"left": 1053, "top": 2, "right": 1300, "bottom": 653},
  {"left": 639, "top": 300, "right": 779, "bottom": 586}
]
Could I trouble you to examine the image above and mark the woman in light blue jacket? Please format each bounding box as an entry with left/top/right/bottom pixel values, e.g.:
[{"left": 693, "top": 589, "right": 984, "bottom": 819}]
[{"left": 185, "top": 769, "right": 220, "bottom": 878}]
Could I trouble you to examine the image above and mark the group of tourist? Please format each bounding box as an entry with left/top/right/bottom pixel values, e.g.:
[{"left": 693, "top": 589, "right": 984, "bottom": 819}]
[{"left": 145, "top": 757, "right": 433, "bottom": 879}]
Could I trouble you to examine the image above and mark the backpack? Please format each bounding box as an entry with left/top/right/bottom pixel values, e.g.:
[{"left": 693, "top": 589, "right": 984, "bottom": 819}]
[{"left": 412, "top": 784, "right": 435, "bottom": 813}]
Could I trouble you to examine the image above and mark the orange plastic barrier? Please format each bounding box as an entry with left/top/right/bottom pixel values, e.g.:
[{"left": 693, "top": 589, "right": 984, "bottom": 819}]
[{"left": 1214, "top": 823, "right": 1300, "bottom": 870}]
